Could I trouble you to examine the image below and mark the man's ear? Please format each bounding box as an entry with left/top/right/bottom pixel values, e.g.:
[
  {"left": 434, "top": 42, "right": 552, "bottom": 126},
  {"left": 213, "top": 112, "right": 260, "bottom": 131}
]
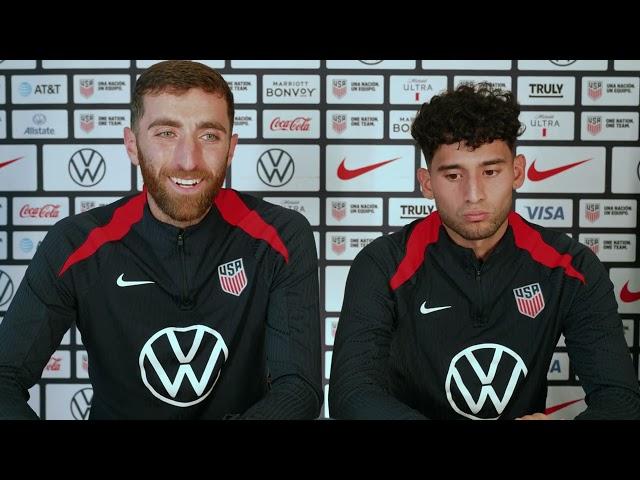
[
  {"left": 513, "top": 154, "right": 526, "bottom": 190},
  {"left": 226, "top": 133, "right": 238, "bottom": 169},
  {"left": 417, "top": 167, "right": 434, "bottom": 199},
  {"left": 124, "top": 127, "right": 139, "bottom": 167}
]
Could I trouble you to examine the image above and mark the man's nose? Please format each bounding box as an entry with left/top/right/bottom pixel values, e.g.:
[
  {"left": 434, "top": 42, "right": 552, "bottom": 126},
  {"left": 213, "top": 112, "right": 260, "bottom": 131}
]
[
  {"left": 464, "top": 174, "right": 485, "bottom": 203},
  {"left": 173, "top": 136, "right": 202, "bottom": 171}
]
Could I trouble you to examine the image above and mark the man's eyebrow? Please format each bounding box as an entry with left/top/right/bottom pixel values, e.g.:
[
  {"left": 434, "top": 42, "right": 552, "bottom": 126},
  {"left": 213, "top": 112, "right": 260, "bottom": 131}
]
[
  {"left": 436, "top": 158, "right": 507, "bottom": 172},
  {"left": 147, "top": 118, "right": 181, "bottom": 130},
  {"left": 147, "top": 119, "right": 227, "bottom": 135},
  {"left": 197, "top": 121, "right": 227, "bottom": 134},
  {"left": 480, "top": 158, "right": 507, "bottom": 166},
  {"left": 437, "top": 163, "right": 462, "bottom": 172}
]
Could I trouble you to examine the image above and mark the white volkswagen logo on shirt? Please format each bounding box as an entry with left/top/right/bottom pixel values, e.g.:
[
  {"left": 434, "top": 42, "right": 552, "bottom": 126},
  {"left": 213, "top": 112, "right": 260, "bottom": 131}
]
[
  {"left": 445, "top": 343, "right": 527, "bottom": 420},
  {"left": 139, "top": 325, "right": 229, "bottom": 407}
]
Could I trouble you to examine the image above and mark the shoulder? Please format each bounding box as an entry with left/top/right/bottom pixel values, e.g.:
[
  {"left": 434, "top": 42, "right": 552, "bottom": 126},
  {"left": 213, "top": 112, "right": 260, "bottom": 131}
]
[
  {"left": 44, "top": 195, "right": 134, "bottom": 249},
  {"left": 217, "top": 189, "right": 312, "bottom": 235},
  {"left": 511, "top": 214, "right": 602, "bottom": 282},
  {"left": 254, "top": 195, "right": 312, "bottom": 232},
  {"left": 215, "top": 190, "right": 314, "bottom": 263},
  {"left": 361, "top": 228, "right": 406, "bottom": 259},
  {"left": 27, "top": 195, "right": 137, "bottom": 279},
  {"left": 354, "top": 217, "right": 427, "bottom": 274},
  {"left": 524, "top": 218, "right": 594, "bottom": 262}
]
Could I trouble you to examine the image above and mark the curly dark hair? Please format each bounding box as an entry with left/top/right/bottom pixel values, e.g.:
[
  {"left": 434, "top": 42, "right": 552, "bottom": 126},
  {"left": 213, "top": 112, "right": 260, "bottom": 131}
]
[{"left": 411, "top": 83, "right": 523, "bottom": 166}]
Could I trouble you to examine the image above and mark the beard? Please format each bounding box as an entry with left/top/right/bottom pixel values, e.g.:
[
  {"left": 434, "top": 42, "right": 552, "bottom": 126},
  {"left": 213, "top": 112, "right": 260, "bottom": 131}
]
[
  {"left": 436, "top": 201, "right": 511, "bottom": 241},
  {"left": 138, "top": 149, "right": 226, "bottom": 223}
]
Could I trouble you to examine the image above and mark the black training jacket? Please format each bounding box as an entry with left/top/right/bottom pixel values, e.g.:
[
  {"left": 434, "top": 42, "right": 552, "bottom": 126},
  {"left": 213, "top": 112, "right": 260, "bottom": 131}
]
[
  {"left": 330, "top": 211, "right": 640, "bottom": 419},
  {"left": 0, "top": 188, "right": 322, "bottom": 419}
]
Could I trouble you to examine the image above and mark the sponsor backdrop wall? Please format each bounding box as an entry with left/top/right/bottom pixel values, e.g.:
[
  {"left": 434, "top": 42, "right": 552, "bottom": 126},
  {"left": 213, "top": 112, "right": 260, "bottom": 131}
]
[{"left": 0, "top": 59, "right": 639, "bottom": 419}]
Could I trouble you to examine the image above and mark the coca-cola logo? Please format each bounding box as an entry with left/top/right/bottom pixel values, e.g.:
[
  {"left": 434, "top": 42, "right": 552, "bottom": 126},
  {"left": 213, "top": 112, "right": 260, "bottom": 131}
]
[
  {"left": 46, "top": 356, "right": 62, "bottom": 371},
  {"left": 19, "top": 204, "right": 61, "bottom": 218},
  {"left": 269, "top": 117, "right": 311, "bottom": 132}
]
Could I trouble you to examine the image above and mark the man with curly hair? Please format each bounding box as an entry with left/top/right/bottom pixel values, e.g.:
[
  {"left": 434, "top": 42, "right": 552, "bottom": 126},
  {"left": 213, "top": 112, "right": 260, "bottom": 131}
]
[{"left": 329, "top": 84, "right": 640, "bottom": 420}]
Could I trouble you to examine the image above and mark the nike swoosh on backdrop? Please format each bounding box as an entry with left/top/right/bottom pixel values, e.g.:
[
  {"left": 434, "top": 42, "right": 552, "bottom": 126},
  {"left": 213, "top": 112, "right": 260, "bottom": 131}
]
[
  {"left": 116, "top": 273, "right": 155, "bottom": 287},
  {"left": 620, "top": 281, "right": 640, "bottom": 303},
  {"left": 527, "top": 158, "right": 591, "bottom": 182},
  {"left": 420, "top": 302, "right": 452, "bottom": 315},
  {"left": 0, "top": 157, "right": 23, "bottom": 169},
  {"left": 337, "top": 157, "right": 400, "bottom": 180},
  {"left": 544, "top": 398, "right": 584, "bottom": 415}
]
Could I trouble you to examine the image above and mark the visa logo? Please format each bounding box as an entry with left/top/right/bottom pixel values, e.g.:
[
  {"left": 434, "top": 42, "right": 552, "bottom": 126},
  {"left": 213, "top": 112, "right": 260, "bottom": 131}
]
[{"left": 525, "top": 206, "right": 565, "bottom": 220}]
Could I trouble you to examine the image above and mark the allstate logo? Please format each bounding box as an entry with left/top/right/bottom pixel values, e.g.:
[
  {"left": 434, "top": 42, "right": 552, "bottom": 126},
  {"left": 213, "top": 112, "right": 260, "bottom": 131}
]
[{"left": 32, "top": 113, "right": 47, "bottom": 125}]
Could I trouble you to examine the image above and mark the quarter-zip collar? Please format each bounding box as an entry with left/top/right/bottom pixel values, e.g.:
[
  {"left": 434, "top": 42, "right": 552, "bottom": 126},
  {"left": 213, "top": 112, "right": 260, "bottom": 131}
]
[{"left": 430, "top": 218, "right": 517, "bottom": 277}]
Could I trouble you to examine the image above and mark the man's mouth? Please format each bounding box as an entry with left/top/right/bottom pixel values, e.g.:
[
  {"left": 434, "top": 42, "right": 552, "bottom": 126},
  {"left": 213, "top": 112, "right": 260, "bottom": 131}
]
[
  {"left": 463, "top": 211, "right": 489, "bottom": 222},
  {"left": 170, "top": 177, "right": 203, "bottom": 188}
]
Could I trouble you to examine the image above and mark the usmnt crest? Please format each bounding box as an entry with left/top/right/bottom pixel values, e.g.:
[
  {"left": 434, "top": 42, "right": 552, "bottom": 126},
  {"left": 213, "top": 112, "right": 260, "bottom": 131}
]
[
  {"left": 332, "top": 201, "right": 346, "bottom": 221},
  {"left": 332, "top": 114, "right": 347, "bottom": 134},
  {"left": 587, "top": 80, "right": 602, "bottom": 100},
  {"left": 79, "top": 78, "right": 94, "bottom": 98},
  {"left": 331, "top": 235, "right": 346, "bottom": 255},
  {"left": 80, "top": 113, "right": 95, "bottom": 133},
  {"left": 332, "top": 79, "right": 347, "bottom": 98},
  {"left": 585, "top": 203, "right": 600, "bottom": 223},
  {"left": 218, "top": 258, "right": 247, "bottom": 296},
  {"left": 586, "top": 116, "right": 602, "bottom": 135},
  {"left": 513, "top": 282, "right": 545, "bottom": 319}
]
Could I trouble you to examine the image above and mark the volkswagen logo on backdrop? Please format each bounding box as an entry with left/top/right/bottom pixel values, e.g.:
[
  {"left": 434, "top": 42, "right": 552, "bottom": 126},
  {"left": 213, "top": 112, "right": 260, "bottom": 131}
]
[
  {"left": 256, "top": 148, "right": 295, "bottom": 187},
  {"left": 68, "top": 148, "right": 106, "bottom": 187},
  {"left": 0, "top": 270, "right": 14, "bottom": 307},
  {"left": 549, "top": 60, "right": 577, "bottom": 66},
  {"left": 70, "top": 387, "right": 93, "bottom": 420}
]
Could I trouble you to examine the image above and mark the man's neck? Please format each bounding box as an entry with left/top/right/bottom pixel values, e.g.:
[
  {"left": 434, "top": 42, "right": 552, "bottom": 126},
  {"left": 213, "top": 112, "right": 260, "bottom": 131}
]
[
  {"left": 147, "top": 193, "right": 210, "bottom": 229},
  {"left": 443, "top": 220, "right": 509, "bottom": 262}
]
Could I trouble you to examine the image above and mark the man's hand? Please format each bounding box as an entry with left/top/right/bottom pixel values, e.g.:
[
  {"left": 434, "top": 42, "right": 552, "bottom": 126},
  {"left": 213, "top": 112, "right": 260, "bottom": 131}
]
[{"left": 516, "top": 413, "right": 549, "bottom": 420}]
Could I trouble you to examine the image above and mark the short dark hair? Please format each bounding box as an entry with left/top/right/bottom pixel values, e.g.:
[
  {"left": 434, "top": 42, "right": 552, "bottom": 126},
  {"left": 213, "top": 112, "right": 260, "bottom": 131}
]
[
  {"left": 411, "top": 83, "right": 523, "bottom": 167},
  {"left": 131, "top": 60, "right": 234, "bottom": 134}
]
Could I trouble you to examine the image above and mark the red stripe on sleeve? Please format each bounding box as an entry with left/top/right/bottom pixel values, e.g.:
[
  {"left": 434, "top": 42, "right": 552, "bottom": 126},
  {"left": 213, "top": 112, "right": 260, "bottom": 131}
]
[
  {"left": 390, "top": 212, "right": 442, "bottom": 291},
  {"left": 509, "top": 212, "right": 585, "bottom": 284},
  {"left": 214, "top": 189, "right": 289, "bottom": 263},
  {"left": 58, "top": 192, "right": 147, "bottom": 276}
]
